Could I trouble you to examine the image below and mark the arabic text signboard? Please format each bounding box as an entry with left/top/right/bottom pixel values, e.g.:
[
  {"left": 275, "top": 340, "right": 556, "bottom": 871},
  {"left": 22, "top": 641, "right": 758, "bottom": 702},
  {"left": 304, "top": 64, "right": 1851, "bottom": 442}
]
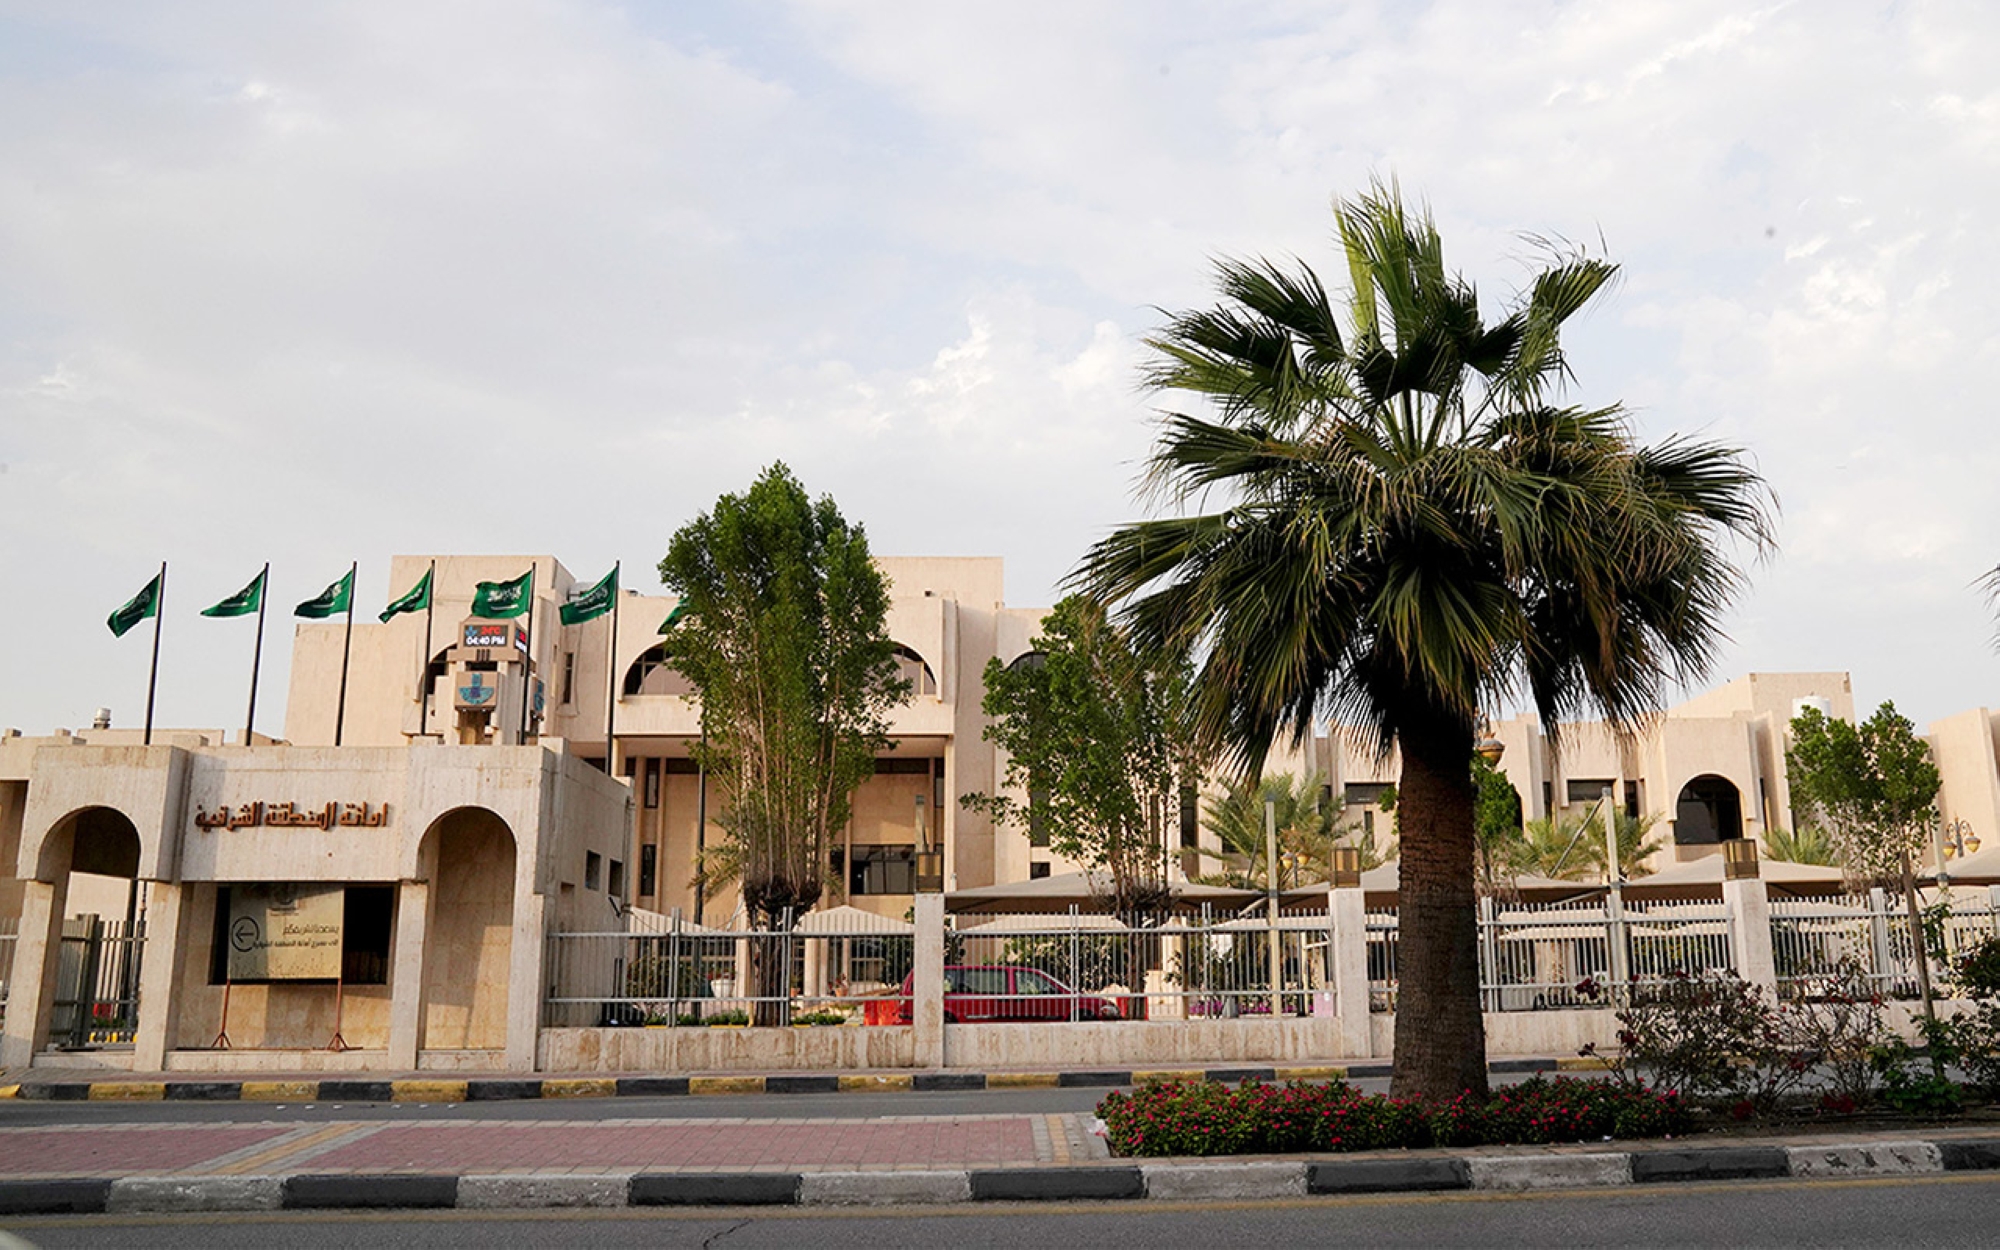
[{"left": 227, "top": 883, "right": 344, "bottom": 980}]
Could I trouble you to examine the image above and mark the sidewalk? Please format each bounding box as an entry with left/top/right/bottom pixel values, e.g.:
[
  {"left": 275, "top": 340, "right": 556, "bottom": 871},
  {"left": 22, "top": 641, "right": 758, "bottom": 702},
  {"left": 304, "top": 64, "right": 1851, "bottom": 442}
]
[
  {"left": 0, "top": 1055, "right": 1598, "bottom": 1103},
  {"left": 1, "top": 1100, "right": 1999, "bottom": 1214}
]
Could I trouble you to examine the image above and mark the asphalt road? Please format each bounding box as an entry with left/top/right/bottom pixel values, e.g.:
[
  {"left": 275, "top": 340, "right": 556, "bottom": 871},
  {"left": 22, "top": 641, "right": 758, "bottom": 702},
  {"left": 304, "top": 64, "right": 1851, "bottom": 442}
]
[{"left": 5, "top": 1174, "right": 1999, "bottom": 1249}]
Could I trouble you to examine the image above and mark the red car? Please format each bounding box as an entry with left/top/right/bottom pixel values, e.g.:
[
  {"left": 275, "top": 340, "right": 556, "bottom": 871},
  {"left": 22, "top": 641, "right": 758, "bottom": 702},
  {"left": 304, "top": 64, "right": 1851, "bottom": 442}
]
[{"left": 894, "top": 965, "right": 1123, "bottom": 1023}]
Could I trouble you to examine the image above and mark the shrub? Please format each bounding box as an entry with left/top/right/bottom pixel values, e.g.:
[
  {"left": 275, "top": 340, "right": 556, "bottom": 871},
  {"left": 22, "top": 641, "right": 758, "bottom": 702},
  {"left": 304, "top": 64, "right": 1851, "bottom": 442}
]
[{"left": 1096, "top": 1076, "right": 1687, "bottom": 1158}]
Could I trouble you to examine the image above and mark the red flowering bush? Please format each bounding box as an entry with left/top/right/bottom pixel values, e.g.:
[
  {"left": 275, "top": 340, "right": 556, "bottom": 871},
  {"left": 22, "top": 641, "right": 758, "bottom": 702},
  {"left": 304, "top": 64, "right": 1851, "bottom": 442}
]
[{"left": 1098, "top": 1076, "right": 1687, "bottom": 1158}]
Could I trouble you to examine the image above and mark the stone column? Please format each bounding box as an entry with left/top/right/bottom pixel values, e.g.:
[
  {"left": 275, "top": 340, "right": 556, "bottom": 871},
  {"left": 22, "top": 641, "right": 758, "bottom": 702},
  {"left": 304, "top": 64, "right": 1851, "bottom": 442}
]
[
  {"left": 387, "top": 879, "right": 429, "bottom": 1069},
  {"left": 1329, "top": 884, "right": 1373, "bottom": 1058},
  {"left": 912, "top": 893, "right": 945, "bottom": 1069},
  {"left": 0, "top": 880, "right": 63, "bottom": 1068},
  {"left": 1723, "top": 872, "right": 1777, "bottom": 998},
  {"left": 506, "top": 891, "right": 549, "bottom": 1071},
  {"left": 131, "top": 881, "right": 186, "bottom": 1071}
]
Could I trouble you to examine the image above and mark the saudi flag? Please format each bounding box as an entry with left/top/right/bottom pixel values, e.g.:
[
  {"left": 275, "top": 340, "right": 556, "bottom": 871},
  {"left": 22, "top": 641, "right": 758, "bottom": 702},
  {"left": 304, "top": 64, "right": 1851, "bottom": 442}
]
[
  {"left": 107, "top": 572, "right": 163, "bottom": 638},
  {"left": 657, "top": 600, "right": 691, "bottom": 635},
  {"left": 560, "top": 566, "right": 618, "bottom": 626},
  {"left": 380, "top": 567, "right": 432, "bottom": 623},
  {"left": 295, "top": 568, "right": 354, "bottom": 619},
  {"left": 200, "top": 568, "right": 266, "bottom": 619},
  {"left": 471, "top": 568, "right": 534, "bottom": 619}
]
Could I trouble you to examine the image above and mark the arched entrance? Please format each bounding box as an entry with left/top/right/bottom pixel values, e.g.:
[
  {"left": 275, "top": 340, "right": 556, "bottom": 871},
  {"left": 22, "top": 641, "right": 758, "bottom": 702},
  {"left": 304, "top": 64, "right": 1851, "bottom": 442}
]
[
  {"left": 38, "top": 806, "right": 145, "bottom": 1049},
  {"left": 1674, "top": 775, "right": 1744, "bottom": 847},
  {"left": 416, "top": 807, "right": 517, "bottom": 1050}
]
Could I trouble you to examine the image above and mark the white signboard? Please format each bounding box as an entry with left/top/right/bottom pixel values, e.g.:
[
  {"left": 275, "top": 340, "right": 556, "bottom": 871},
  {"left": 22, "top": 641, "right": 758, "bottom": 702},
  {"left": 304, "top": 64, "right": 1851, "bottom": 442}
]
[{"left": 227, "top": 884, "right": 344, "bottom": 980}]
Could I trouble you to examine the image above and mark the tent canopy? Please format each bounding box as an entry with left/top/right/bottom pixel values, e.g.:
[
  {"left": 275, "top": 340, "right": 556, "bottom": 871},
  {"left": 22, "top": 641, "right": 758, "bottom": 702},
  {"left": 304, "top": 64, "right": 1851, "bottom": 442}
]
[
  {"left": 945, "top": 869, "right": 1259, "bottom": 915},
  {"left": 1618, "top": 852, "right": 1848, "bottom": 901}
]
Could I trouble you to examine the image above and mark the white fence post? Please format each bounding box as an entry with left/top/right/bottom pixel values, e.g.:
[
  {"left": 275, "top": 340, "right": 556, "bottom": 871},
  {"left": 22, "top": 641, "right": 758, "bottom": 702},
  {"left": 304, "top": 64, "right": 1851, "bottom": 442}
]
[
  {"left": 1328, "top": 883, "right": 1372, "bottom": 1058},
  {"left": 1723, "top": 867, "right": 1777, "bottom": 998},
  {"left": 913, "top": 893, "right": 945, "bottom": 1068},
  {"left": 1868, "top": 886, "right": 1894, "bottom": 985}
]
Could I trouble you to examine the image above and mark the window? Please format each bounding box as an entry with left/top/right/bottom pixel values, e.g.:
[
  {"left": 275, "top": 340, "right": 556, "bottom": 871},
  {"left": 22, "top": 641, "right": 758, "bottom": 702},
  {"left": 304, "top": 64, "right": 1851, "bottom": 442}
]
[
  {"left": 1015, "top": 969, "right": 1059, "bottom": 995},
  {"left": 840, "top": 845, "right": 916, "bottom": 895},
  {"left": 643, "top": 759, "right": 660, "bottom": 809},
  {"left": 623, "top": 645, "right": 695, "bottom": 697},
  {"left": 892, "top": 645, "right": 938, "bottom": 697},
  {"left": 1566, "top": 779, "right": 1614, "bottom": 805},
  {"left": 560, "top": 651, "right": 575, "bottom": 705},
  {"left": 585, "top": 851, "right": 603, "bottom": 891},
  {"left": 607, "top": 859, "right": 626, "bottom": 900},
  {"left": 1030, "top": 861, "right": 1051, "bottom": 880},
  {"left": 1028, "top": 787, "right": 1049, "bottom": 848},
  {"left": 959, "top": 967, "right": 1007, "bottom": 994},
  {"left": 639, "top": 844, "right": 657, "bottom": 898},
  {"left": 1179, "top": 783, "right": 1199, "bottom": 849},
  {"left": 1363, "top": 810, "right": 1375, "bottom": 837},
  {"left": 1626, "top": 781, "right": 1641, "bottom": 820},
  {"left": 1345, "top": 782, "right": 1393, "bottom": 806}
]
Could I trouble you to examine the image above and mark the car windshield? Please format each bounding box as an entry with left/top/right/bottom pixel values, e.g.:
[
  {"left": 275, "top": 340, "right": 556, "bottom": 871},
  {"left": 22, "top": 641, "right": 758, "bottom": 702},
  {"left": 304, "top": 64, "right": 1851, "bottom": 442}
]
[{"left": 1014, "top": 970, "right": 1060, "bottom": 995}]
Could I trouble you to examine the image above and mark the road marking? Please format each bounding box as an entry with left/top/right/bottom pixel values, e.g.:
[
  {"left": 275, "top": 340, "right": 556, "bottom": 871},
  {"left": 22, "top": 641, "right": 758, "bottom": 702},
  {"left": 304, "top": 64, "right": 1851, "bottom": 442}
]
[{"left": 214, "top": 1122, "right": 376, "bottom": 1176}]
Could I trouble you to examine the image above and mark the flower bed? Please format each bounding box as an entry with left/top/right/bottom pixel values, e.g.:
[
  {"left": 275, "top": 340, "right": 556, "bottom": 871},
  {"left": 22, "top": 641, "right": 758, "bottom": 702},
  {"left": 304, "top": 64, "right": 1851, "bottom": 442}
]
[{"left": 1096, "top": 1075, "right": 1689, "bottom": 1158}]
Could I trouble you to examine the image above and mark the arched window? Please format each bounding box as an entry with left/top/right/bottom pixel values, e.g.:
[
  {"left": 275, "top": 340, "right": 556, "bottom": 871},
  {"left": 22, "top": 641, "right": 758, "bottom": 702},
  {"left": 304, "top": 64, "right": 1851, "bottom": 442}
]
[
  {"left": 1674, "top": 775, "right": 1744, "bottom": 844},
  {"left": 623, "top": 645, "right": 695, "bottom": 697},
  {"left": 1006, "top": 650, "right": 1046, "bottom": 673},
  {"left": 893, "top": 644, "right": 937, "bottom": 697}
]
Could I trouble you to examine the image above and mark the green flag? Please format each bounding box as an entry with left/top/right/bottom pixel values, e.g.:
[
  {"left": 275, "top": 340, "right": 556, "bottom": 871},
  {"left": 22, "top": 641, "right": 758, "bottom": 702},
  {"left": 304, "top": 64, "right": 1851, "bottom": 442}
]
[
  {"left": 380, "top": 567, "right": 433, "bottom": 622},
  {"left": 560, "top": 566, "right": 618, "bottom": 626},
  {"left": 657, "top": 600, "right": 691, "bottom": 635},
  {"left": 108, "top": 572, "right": 163, "bottom": 638},
  {"left": 471, "top": 568, "right": 534, "bottom": 619},
  {"left": 296, "top": 568, "right": 354, "bottom": 619},
  {"left": 201, "top": 568, "right": 266, "bottom": 619}
]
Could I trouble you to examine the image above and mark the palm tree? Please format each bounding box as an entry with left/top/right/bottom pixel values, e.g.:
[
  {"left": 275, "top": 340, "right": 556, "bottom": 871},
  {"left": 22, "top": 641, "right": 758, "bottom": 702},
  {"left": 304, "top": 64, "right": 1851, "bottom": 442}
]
[
  {"left": 1765, "top": 823, "right": 1840, "bottom": 867},
  {"left": 1074, "top": 182, "right": 1773, "bottom": 1101},
  {"left": 1199, "top": 771, "right": 1340, "bottom": 888}
]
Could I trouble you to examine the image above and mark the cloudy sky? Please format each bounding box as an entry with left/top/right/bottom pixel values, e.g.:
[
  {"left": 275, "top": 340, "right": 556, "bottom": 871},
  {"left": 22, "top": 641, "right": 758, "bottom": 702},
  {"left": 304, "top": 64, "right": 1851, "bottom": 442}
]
[{"left": 3, "top": 0, "right": 1998, "bottom": 738}]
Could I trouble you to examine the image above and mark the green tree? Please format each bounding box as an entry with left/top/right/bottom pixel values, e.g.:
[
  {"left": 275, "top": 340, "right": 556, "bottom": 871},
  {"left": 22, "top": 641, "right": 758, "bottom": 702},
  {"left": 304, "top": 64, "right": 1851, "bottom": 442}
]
[
  {"left": 1764, "top": 824, "right": 1840, "bottom": 867},
  {"left": 1198, "top": 771, "right": 1344, "bottom": 888},
  {"left": 1074, "top": 182, "right": 1773, "bottom": 1100},
  {"left": 1787, "top": 701, "right": 1943, "bottom": 1016},
  {"left": 1472, "top": 756, "right": 1524, "bottom": 891},
  {"left": 963, "top": 594, "right": 1205, "bottom": 923},
  {"left": 659, "top": 463, "right": 907, "bottom": 1021}
]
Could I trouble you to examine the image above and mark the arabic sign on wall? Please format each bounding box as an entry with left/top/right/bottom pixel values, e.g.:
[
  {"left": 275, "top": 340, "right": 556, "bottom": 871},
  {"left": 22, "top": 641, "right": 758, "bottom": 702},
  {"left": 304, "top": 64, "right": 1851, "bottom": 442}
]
[
  {"left": 193, "top": 802, "right": 390, "bottom": 832},
  {"left": 227, "top": 883, "right": 344, "bottom": 980}
]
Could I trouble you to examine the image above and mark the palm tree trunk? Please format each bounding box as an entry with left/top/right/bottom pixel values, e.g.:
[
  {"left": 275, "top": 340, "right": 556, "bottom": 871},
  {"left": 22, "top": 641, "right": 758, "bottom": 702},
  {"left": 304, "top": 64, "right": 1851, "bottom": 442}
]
[{"left": 1390, "top": 707, "right": 1489, "bottom": 1102}]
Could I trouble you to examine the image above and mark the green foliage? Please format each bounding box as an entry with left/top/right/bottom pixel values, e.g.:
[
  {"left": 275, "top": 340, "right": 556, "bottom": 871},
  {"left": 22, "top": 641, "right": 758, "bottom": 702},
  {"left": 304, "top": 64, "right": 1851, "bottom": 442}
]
[
  {"left": 1096, "top": 1076, "right": 1689, "bottom": 1157},
  {"left": 963, "top": 594, "right": 1205, "bottom": 918},
  {"left": 1764, "top": 824, "right": 1841, "bottom": 867},
  {"left": 788, "top": 1009, "right": 850, "bottom": 1027},
  {"left": 1472, "top": 755, "right": 1523, "bottom": 888},
  {"left": 1786, "top": 703, "right": 1940, "bottom": 882},
  {"left": 658, "top": 463, "right": 908, "bottom": 927},
  {"left": 1199, "top": 771, "right": 1343, "bottom": 887}
]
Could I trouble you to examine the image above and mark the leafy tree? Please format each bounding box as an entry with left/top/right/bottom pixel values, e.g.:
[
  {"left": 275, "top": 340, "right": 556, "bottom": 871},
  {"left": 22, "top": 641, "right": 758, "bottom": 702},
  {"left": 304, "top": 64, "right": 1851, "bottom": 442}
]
[
  {"left": 1787, "top": 701, "right": 1943, "bottom": 1016},
  {"left": 1763, "top": 824, "right": 1841, "bottom": 867},
  {"left": 1199, "top": 771, "right": 1343, "bottom": 888},
  {"left": 659, "top": 463, "right": 907, "bottom": 1022},
  {"left": 1074, "top": 182, "right": 1773, "bottom": 1100},
  {"left": 1508, "top": 812, "right": 1601, "bottom": 881},
  {"left": 1472, "top": 756, "right": 1524, "bottom": 891},
  {"left": 963, "top": 594, "right": 1205, "bottom": 923}
]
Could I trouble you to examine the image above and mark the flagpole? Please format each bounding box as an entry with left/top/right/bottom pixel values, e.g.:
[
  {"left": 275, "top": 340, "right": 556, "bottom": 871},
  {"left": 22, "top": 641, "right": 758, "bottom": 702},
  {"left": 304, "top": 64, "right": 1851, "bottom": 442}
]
[
  {"left": 334, "top": 561, "right": 356, "bottom": 747},
  {"left": 419, "top": 560, "right": 436, "bottom": 738},
  {"left": 604, "top": 561, "right": 620, "bottom": 774},
  {"left": 519, "top": 566, "right": 537, "bottom": 742},
  {"left": 144, "top": 562, "right": 166, "bottom": 747},
  {"left": 243, "top": 563, "right": 269, "bottom": 746}
]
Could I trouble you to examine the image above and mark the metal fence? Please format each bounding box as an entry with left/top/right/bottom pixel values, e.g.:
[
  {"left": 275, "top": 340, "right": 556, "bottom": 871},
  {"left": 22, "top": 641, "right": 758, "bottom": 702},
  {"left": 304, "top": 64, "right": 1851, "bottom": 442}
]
[
  {"left": 1475, "top": 897, "right": 1733, "bottom": 1011},
  {"left": 1771, "top": 887, "right": 2000, "bottom": 1000},
  {"left": 542, "top": 910, "right": 916, "bottom": 1028},
  {"left": 0, "top": 917, "right": 16, "bottom": 1029},
  {"left": 949, "top": 907, "right": 1334, "bottom": 1021},
  {"left": 49, "top": 917, "right": 144, "bottom": 1048}
]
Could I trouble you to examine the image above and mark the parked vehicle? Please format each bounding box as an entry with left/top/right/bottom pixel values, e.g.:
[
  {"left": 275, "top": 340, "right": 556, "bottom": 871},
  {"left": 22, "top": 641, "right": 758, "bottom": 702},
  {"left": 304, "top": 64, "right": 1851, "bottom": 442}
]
[{"left": 894, "top": 964, "right": 1123, "bottom": 1023}]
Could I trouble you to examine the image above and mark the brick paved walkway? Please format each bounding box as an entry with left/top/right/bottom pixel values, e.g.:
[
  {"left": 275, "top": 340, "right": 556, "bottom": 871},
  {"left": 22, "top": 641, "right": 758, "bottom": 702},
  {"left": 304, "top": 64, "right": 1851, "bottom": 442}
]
[{"left": 0, "top": 1114, "right": 1068, "bottom": 1179}]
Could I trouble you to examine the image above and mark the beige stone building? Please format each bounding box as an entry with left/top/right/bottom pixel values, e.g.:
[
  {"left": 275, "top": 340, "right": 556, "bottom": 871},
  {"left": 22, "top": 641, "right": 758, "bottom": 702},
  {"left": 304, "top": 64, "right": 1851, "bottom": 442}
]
[{"left": 8, "top": 548, "right": 2000, "bottom": 1074}]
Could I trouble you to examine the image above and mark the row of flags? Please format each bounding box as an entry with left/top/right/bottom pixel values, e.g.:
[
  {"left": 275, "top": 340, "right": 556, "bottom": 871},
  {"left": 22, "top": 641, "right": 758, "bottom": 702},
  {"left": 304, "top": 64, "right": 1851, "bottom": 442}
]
[
  {"left": 101, "top": 560, "right": 680, "bottom": 754},
  {"left": 106, "top": 564, "right": 666, "bottom": 638}
]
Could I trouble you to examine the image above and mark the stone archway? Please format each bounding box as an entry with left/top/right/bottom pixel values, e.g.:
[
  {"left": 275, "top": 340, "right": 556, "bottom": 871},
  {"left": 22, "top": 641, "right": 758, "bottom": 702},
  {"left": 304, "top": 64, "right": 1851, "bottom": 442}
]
[
  {"left": 37, "top": 806, "right": 145, "bottom": 1049},
  {"left": 1674, "top": 775, "right": 1744, "bottom": 847},
  {"left": 415, "top": 807, "right": 517, "bottom": 1050}
]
